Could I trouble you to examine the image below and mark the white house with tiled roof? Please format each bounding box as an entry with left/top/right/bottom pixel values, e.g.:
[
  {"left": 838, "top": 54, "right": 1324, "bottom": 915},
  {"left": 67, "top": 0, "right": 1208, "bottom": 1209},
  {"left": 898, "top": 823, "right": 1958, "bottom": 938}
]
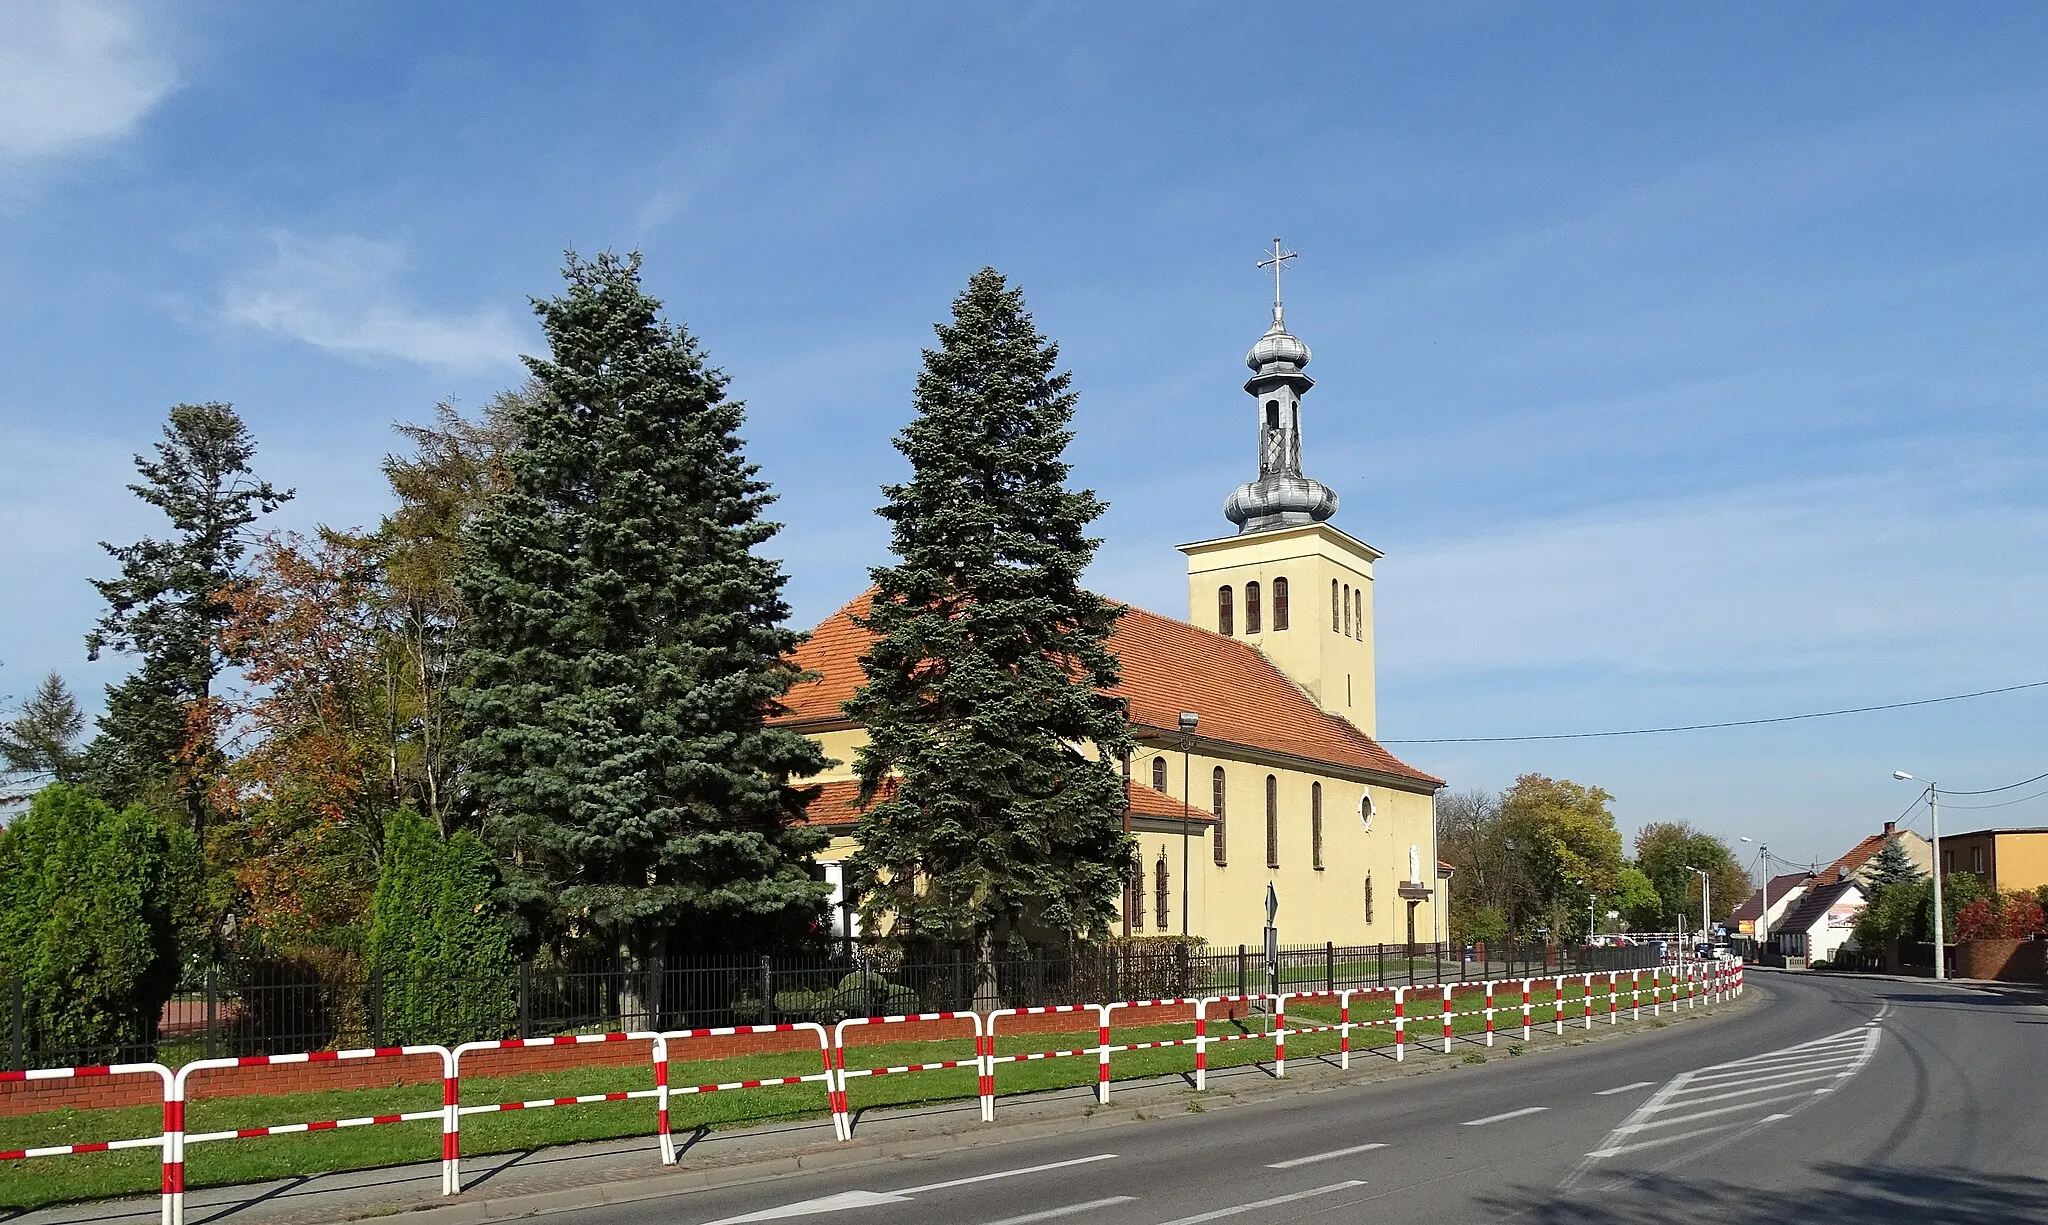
[{"left": 774, "top": 271, "right": 1446, "bottom": 949}]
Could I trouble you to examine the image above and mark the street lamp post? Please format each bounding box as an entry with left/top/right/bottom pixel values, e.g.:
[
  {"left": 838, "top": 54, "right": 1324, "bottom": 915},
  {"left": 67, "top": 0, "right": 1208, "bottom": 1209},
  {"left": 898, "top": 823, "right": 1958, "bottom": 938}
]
[
  {"left": 1895, "top": 771, "right": 1944, "bottom": 980},
  {"left": 1739, "top": 837, "right": 1771, "bottom": 952},
  {"left": 1688, "top": 867, "right": 1711, "bottom": 950},
  {"left": 1179, "top": 712, "right": 1199, "bottom": 937}
]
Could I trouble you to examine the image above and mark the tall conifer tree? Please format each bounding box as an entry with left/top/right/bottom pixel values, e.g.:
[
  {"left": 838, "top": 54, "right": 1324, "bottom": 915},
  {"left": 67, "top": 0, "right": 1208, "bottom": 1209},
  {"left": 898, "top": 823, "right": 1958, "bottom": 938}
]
[
  {"left": 457, "top": 252, "right": 827, "bottom": 973},
  {"left": 1864, "top": 836, "right": 1922, "bottom": 896},
  {"left": 847, "top": 268, "right": 1133, "bottom": 982},
  {"left": 85, "top": 403, "right": 291, "bottom": 833}
]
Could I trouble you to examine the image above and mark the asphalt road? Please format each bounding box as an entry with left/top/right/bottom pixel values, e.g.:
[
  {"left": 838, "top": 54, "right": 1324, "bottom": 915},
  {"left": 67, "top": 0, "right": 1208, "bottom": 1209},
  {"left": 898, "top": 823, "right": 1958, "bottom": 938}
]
[{"left": 547, "top": 972, "right": 2047, "bottom": 1225}]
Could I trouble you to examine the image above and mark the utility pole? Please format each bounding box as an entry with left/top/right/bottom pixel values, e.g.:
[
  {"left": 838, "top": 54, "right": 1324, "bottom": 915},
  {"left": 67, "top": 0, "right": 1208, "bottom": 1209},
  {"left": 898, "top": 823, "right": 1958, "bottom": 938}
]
[
  {"left": 1895, "top": 773, "right": 1945, "bottom": 980},
  {"left": 1689, "top": 867, "right": 1711, "bottom": 950}
]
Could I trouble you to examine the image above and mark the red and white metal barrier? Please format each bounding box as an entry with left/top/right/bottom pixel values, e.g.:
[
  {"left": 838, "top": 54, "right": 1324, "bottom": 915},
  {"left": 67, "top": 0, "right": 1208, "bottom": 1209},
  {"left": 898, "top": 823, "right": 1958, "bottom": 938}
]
[
  {"left": 832, "top": 1011, "right": 983, "bottom": 1136},
  {"left": 9, "top": 956, "right": 1754, "bottom": 1200},
  {"left": 1272, "top": 991, "right": 1355, "bottom": 1075},
  {"left": 1192, "top": 994, "right": 1281, "bottom": 1085},
  {"left": 654, "top": 1023, "right": 837, "bottom": 1153},
  {"left": 983, "top": 1003, "right": 1103, "bottom": 1116},
  {"left": 0, "top": 1064, "right": 175, "bottom": 1225},
  {"left": 451, "top": 1033, "right": 662, "bottom": 1189},
  {"left": 1433, "top": 982, "right": 1497, "bottom": 1052},
  {"left": 1392, "top": 987, "right": 1407, "bottom": 1060},
  {"left": 1099, "top": 997, "right": 1207, "bottom": 1094},
  {"left": 172, "top": 1045, "right": 455, "bottom": 1224}
]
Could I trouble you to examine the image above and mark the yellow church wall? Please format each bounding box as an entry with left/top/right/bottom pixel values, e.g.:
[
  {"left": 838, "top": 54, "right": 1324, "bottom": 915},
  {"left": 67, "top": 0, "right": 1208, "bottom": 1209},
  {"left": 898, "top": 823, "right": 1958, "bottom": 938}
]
[
  {"left": 802, "top": 727, "right": 869, "bottom": 783},
  {"left": 1128, "top": 742, "right": 1439, "bottom": 949},
  {"left": 1179, "top": 523, "right": 1381, "bottom": 736},
  {"left": 796, "top": 727, "right": 1439, "bottom": 950}
]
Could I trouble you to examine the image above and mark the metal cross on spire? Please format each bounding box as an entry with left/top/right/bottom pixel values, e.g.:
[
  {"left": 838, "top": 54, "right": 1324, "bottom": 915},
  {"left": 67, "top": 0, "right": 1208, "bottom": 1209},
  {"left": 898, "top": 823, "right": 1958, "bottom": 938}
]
[{"left": 1257, "top": 237, "right": 1298, "bottom": 326}]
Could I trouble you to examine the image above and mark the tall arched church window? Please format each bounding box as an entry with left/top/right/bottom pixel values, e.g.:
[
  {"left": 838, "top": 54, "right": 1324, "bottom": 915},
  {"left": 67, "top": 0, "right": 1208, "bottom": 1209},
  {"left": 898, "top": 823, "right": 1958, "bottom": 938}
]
[
  {"left": 1273, "top": 577, "right": 1289, "bottom": 630},
  {"left": 1364, "top": 874, "right": 1375, "bottom": 925},
  {"left": 1151, "top": 755, "right": 1167, "bottom": 794},
  {"left": 1245, "top": 581, "right": 1262, "bottom": 634},
  {"left": 1129, "top": 856, "right": 1145, "bottom": 931},
  {"left": 1265, "top": 774, "right": 1280, "bottom": 869},
  {"left": 1342, "top": 584, "right": 1352, "bottom": 637},
  {"left": 1311, "top": 782, "right": 1324, "bottom": 870},
  {"left": 1218, "top": 586, "right": 1234, "bottom": 636},
  {"left": 1155, "top": 850, "right": 1171, "bottom": 930},
  {"left": 1212, "top": 767, "right": 1228, "bottom": 866},
  {"left": 1354, "top": 588, "right": 1364, "bottom": 640},
  {"left": 1332, "top": 580, "right": 1341, "bottom": 631}
]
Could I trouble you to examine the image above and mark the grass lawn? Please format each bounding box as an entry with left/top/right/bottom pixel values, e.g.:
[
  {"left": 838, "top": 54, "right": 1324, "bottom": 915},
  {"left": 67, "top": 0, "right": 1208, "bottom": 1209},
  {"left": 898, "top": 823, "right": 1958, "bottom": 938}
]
[{"left": 0, "top": 971, "right": 1695, "bottom": 1211}]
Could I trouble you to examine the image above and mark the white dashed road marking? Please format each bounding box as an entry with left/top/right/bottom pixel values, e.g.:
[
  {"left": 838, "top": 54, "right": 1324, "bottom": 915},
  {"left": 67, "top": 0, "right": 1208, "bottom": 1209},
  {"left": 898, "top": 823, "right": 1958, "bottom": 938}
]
[
  {"left": 1463, "top": 1107, "right": 1549, "bottom": 1126},
  {"left": 1152, "top": 1182, "right": 1367, "bottom": 1225},
  {"left": 975, "top": 1198, "right": 1138, "bottom": 1225},
  {"left": 1595, "top": 1081, "right": 1655, "bottom": 1096},
  {"left": 1267, "top": 1142, "right": 1388, "bottom": 1169}
]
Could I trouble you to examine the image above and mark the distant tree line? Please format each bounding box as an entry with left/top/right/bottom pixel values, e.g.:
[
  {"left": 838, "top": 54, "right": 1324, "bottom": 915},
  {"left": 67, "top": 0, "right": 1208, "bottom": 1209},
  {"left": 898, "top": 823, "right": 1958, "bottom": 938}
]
[{"left": 1439, "top": 776, "right": 1753, "bottom": 945}]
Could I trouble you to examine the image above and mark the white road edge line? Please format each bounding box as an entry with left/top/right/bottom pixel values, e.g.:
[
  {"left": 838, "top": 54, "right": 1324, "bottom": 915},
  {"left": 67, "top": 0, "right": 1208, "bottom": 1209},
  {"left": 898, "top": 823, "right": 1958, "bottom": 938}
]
[
  {"left": 975, "top": 1197, "right": 1138, "bottom": 1225},
  {"left": 899, "top": 1154, "right": 1121, "bottom": 1196},
  {"left": 1594, "top": 1081, "right": 1655, "bottom": 1096},
  {"left": 1267, "top": 1143, "right": 1388, "bottom": 1169},
  {"left": 1463, "top": 1106, "right": 1548, "bottom": 1126},
  {"left": 1151, "top": 1182, "right": 1366, "bottom": 1225}
]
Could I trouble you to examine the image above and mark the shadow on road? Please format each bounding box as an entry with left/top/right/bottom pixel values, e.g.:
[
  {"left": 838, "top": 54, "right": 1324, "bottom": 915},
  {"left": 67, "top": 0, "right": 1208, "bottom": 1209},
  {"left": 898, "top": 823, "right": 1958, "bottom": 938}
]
[{"left": 1483, "top": 1163, "right": 2048, "bottom": 1225}]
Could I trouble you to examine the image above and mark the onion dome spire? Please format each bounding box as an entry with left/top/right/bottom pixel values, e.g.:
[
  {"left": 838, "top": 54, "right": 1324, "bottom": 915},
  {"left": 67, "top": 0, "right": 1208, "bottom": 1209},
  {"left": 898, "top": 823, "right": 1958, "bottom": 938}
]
[{"left": 1224, "top": 240, "right": 1339, "bottom": 533}]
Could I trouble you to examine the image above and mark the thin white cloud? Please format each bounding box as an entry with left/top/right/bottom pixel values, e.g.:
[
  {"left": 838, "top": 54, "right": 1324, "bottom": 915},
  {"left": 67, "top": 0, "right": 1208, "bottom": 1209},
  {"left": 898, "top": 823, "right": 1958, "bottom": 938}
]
[
  {"left": 222, "top": 233, "right": 526, "bottom": 372},
  {"left": 0, "top": 0, "right": 176, "bottom": 161}
]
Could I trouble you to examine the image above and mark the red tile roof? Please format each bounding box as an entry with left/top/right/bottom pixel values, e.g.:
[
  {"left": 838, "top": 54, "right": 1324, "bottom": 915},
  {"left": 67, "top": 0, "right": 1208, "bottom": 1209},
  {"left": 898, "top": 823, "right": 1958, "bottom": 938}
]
[
  {"left": 796, "top": 775, "right": 1213, "bottom": 828},
  {"left": 776, "top": 591, "right": 1440, "bottom": 789},
  {"left": 1817, "top": 833, "right": 1889, "bottom": 885}
]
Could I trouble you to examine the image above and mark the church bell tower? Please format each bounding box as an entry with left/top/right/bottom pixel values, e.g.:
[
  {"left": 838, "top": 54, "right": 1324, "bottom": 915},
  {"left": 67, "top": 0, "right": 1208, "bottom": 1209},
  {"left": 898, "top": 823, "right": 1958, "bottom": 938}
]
[{"left": 1179, "top": 241, "right": 1383, "bottom": 735}]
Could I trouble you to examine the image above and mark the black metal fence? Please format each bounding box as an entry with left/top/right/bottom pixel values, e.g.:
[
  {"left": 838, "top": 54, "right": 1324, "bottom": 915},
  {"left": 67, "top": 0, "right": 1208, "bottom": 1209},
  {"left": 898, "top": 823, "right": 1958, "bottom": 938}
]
[{"left": 3, "top": 939, "right": 1656, "bottom": 1071}]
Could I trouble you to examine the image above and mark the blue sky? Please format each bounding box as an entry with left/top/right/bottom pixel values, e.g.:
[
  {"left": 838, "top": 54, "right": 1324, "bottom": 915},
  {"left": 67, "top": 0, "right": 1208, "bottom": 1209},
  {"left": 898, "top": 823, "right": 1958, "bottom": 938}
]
[{"left": 3, "top": 2, "right": 2044, "bottom": 867}]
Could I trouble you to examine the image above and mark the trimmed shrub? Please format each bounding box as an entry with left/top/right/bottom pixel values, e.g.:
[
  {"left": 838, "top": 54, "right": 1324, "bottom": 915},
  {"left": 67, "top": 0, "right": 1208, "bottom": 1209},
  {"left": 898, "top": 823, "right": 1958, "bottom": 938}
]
[
  {"left": 0, "top": 784, "right": 201, "bottom": 1064},
  {"left": 364, "top": 810, "right": 518, "bottom": 1045}
]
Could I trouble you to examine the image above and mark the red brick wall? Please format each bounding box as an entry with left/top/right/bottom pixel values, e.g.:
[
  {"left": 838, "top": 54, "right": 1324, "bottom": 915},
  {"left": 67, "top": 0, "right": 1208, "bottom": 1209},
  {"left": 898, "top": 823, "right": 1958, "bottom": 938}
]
[{"left": 1956, "top": 938, "right": 2046, "bottom": 983}]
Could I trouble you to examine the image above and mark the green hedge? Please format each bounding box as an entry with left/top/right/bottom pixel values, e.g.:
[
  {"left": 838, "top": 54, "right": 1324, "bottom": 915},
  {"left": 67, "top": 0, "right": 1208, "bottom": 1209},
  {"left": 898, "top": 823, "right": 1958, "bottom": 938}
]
[
  {"left": 363, "top": 811, "right": 518, "bottom": 1045},
  {"left": 0, "top": 784, "right": 201, "bottom": 1062}
]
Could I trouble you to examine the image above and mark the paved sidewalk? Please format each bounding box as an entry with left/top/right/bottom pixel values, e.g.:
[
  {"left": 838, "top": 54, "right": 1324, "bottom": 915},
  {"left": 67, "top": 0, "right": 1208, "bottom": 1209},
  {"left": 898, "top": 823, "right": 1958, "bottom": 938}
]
[{"left": 9, "top": 987, "right": 1752, "bottom": 1225}]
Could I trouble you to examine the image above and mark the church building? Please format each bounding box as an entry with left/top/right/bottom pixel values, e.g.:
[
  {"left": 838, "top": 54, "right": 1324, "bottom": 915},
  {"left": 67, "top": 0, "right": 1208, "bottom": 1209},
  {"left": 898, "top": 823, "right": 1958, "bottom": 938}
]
[{"left": 775, "top": 256, "right": 1447, "bottom": 949}]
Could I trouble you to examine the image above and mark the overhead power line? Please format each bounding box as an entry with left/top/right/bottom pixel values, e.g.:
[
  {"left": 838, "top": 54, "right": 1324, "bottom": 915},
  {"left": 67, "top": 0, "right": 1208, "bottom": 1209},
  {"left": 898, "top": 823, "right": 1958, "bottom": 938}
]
[
  {"left": 1941, "top": 769, "right": 2048, "bottom": 796},
  {"left": 1380, "top": 679, "right": 2048, "bottom": 745},
  {"left": 1939, "top": 786, "right": 2048, "bottom": 811}
]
